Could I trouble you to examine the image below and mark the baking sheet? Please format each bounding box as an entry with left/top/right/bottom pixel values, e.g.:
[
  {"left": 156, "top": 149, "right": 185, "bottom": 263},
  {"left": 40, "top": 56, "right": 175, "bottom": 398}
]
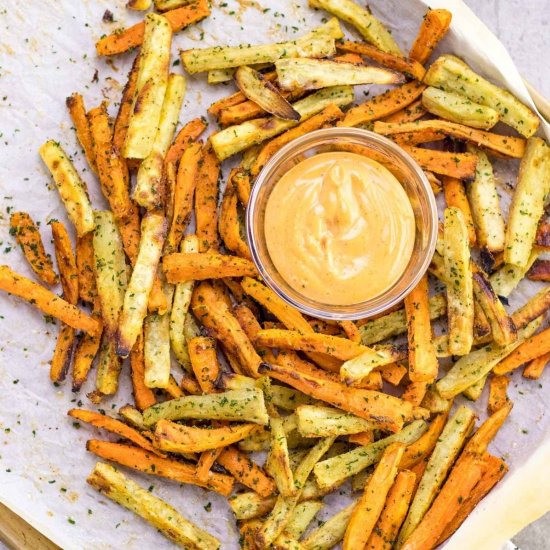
[{"left": 0, "top": 1, "right": 548, "bottom": 549}]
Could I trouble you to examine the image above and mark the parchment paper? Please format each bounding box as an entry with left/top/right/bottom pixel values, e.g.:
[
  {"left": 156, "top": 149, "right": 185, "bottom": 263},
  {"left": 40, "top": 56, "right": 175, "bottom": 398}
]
[{"left": 0, "top": 1, "right": 548, "bottom": 549}]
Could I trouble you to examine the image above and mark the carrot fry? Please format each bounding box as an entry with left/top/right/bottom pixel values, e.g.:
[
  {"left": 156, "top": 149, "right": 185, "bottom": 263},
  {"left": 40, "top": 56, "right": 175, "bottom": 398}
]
[
  {"left": 527, "top": 259, "right": 550, "bottom": 282},
  {"left": 195, "top": 143, "right": 221, "bottom": 252},
  {"left": 96, "top": 0, "right": 211, "bottom": 55},
  {"left": 404, "top": 275, "right": 438, "bottom": 383},
  {"left": 189, "top": 336, "right": 221, "bottom": 393},
  {"left": 195, "top": 448, "right": 223, "bottom": 482},
  {"left": 523, "top": 351, "right": 550, "bottom": 380},
  {"left": 69, "top": 409, "right": 161, "bottom": 455},
  {"left": 341, "top": 81, "right": 426, "bottom": 127},
  {"left": 165, "top": 117, "right": 208, "bottom": 165},
  {"left": 337, "top": 40, "right": 426, "bottom": 80},
  {"left": 154, "top": 420, "right": 261, "bottom": 453},
  {"left": 409, "top": 9, "right": 452, "bottom": 65},
  {"left": 113, "top": 57, "right": 139, "bottom": 156},
  {"left": 218, "top": 446, "right": 276, "bottom": 497},
  {"left": 258, "top": 362, "right": 412, "bottom": 433},
  {"left": 343, "top": 443, "right": 405, "bottom": 549},
  {"left": 51, "top": 221, "right": 78, "bottom": 305},
  {"left": 402, "top": 147, "right": 478, "bottom": 179},
  {"left": 0, "top": 265, "right": 101, "bottom": 334},
  {"left": 86, "top": 439, "right": 233, "bottom": 496},
  {"left": 164, "top": 141, "right": 202, "bottom": 254},
  {"left": 488, "top": 375, "right": 510, "bottom": 414},
  {"left": 66, "top": 93, "right": 97, "bottom": 173},
  {"left": 130, "top": 331, "right": 157, "bottom": 411},
  {"left": 375, "top": 119, "right": 526, "bottom": 159},
  {"left": 10, "top": 212, "right": 58, "bottom": 286},
  {"left": 219, "top": 171, "right": 252, "bottom": 260},
  {"left": 366, "top": 469, "right": 416, "bottom": 550},
  {"left": 494, "top": 326, "right": 550, "bottom": 375},
  {"left": 380, "top": 363, "right": 408, "bottom": 385},
  {"left": 437, "top": 454, "right": 508, "bottom": 545},
  {"left": 76, "top": 233, "right": 97, "bottom": 303},
  {"left": 381, "top": 100, "right": 427, "bottom": 124},
  {"left": 50, "top": 324, "right": 77, "bottom": 383}
]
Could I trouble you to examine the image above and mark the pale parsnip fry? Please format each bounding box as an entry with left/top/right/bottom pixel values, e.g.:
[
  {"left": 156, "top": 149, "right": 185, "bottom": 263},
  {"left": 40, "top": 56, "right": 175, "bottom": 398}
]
[
  {"left": 444, "top": 207, "right": 474, "bottom": 356},
  {"left": 276, "top": 58, "right": 403, "bottom": 91},
  {"left": 181, "top": 18, "right": 343, "bottom": 73},
  {"left": 397, "top": 406, "right": 476, "bottom": 546},
  {"left": 66, "top": 92, "right": 97, "bottom": 173},
  {"left": 39, "top": 140, "right": 95, "bottom": 237},
  {"left": 155, "top": 0, "right": 195, "bottom": 11},
  {"left": 211, "top": 85, "right": 354, "bottom": 161},
  {"left": 134, "top": 73, "right": 186, "bottom": 210},
  {"left": 404, "top": 275, "right": 438, "bottom": 383},
  {"left": 235, "top": 66, "right": 299, "bottom": 120},
  {"left": 424, "top": 54, "right": 539, "bottom": 137},
  {"left": 309, "top": 0, "right": 402, "bottom": 54},
  {"left": 143, "top": 388, "right": 269, "bottom": 426},
  {"left": 422, "top": 87, "right": 499, "bottom": 129},
  {"left": 296, "top": 405, "right": 374, "bottom": 438},
  {"left": 266, "top": 415, "right": 295, "bottom": 497},
  {"left": 87, "top": 462, "right": 220, "bottom": 550},
  {"left": 282, "top": 501, "right": 324, "bottom": 540},
  {"left": 118, "top": 405, "right": 146, "bottom": 430},
  {"left": 504, "top": 137, "right": 550, "bottom": 267},
  {"left": 410, "top": 8, "right": 452, "bottom": 64},
  {"left": 127, "top": 0, "right": 152, "bottom": 10},
  {"left": 302, "top": 502, "right": 356, "bottom": 550},
  {"left": 122, "top": 14, "right": 172, "bottom": 160},
  {"left": 93, "top": 337, "right": 122, "bottom": 398},
  {"left": 50, "top": 221, "right": 78, "bottom": 305},
  {"left": 169, "top": 235, "right": 198, "bottom": 371},
  {"left": 117, "top": 213, "right": 167, "bottom": 357},
  {"left": 489, "top": 249, "right": 540, "bottom": 298}
]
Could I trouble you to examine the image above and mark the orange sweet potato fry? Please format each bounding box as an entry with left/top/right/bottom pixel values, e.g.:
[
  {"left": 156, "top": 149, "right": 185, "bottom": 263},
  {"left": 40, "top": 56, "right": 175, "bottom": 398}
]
[
  {"left": 66, "top": 93, "right": 97, "bottom": 173},
  {"left": 409, "top": 9, "right": 452, "bottom": 65},
  {"left": 189, "top": 336, "right": 221, "bottom": 393},
  {"left": 348, "top": 431, "right": 374, "bottom": 446},
  {"left": 0, "top": 265, "right": 100, "bottom": 334},
  {"left": 165, "top": 117, "right": 208, "bottom": 165},
  {"left": 50, "top": 221, "right": 79, "bottom": 305},
  {"left": 113, "top": 57, "right": 139, "bottom": 157},
  {"left": 527, "top": 259, "right": 550, "bottom": 282},
  {"left": 366, "top": 469, "right": 416, "bottom": 550},
  {"left": 337, "top": 321, "right": 361, "bottom": 343},
  {"left": 494, "top": 327, "right": 550, "bottom": 375},
  {"left": 381, "top": 99, "right": 427, "bottom": 124},
  {"left": 392, "top": 128, "right": 446, "bottom": 147},
  {"left": 195, "top": 448, "right": 223, "bottom": 482},
  {"left": 96, "top": 0, "right": 211, "bottom": 55},
  {"left": 463, "top": 402, "right": 513, "bottom": 456},
  {"left": 380, "top": 363, "right": 408, "bottom": 386},
  {"left": 443, "top": 177, "right": 476, "bottom": 245},
  {"left": 341, "top": 81, "right": 426, "bottom": 127},
  {"left": 118, "top": 205, "right": 142, "bottom": 265},
  {"left": 10, "top": 212, "right": 58, "bottom": 286},
  {"left": 401, "top": 381, "right": 429, "bottom": 407},
  {"left": 488, "top": 375, "right": 510, "bottom": 414},
  {"left": 218, "top": 446, "right": 276, "bottom": 497},
  {"left": 337, "top": 40, "right": 426, "bottom": 80},
  {"left": 401, "top": 147, "right": 478, "bottom": 179},
  {"left": 50, "top": 324, "right": 77, "bottom": 383},
  {"left": 76, "top": 233, "right": 97, "bottom": 303},
  {"left": 86, "top": 439, "right": 234, "bottom": 496},
  {"left": 180, "top": 371, "right": 202, "bottom": 395},
  {"left": 195, "top": 143, "right": 221, "bottom": 252},
  {"left": 344, "top": 443, "right": 405, "bottom": 549},
  {"left": 523, "top": 351, "right": 550, "bottom": 380},
  {"left": 130, "top": 332, "right": 157, "bottom": 411}
]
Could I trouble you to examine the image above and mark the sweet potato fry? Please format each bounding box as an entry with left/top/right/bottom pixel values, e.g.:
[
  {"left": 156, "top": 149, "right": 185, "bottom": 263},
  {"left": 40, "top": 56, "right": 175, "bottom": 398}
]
[
  {"left": 401, "top": 381, "right": 429, "bottom": 407},
  {"left": 338, "top": 320, "right": 361, "bottom": 343},
  {"left": 404, "top": 147, "right": 478, "bottom": 181},
  {"left": 337, "top": 40, "right": 425, "bottom": 80},
  {"left": 380, "top": 363, "right": 408, "bottom": 385},
  {"left": 340, "top": 81, "right": 426, "bottom": 127},
  {"left": 523, "top": 351, "right": 550, "bottom": 380},
  {"left": 258, "top": 362, "right": 412, "bottom": 433},
  {"left": 409, "top": 9, "right": 452, "bottom": 64},
  {"left": 114, "top": 57, "right": 139, "bottom": 156},
  {"left": 494, "top": 326, "right": 550, "bottom": 375},
  {"left": 163, "top": 252, "right": 257, "bottom": 282},
  {"left": 373, "top": 119, "right": 526, "bottom": 159},
  {"left": 218, "top": 446, "right": 276, "bottom": 497},
  {"left": 0, "top": 265, "right": 100, "bottom": 334},
  {"left": 527, "top": 259, "right": 550, "bottom": 282},
  {"left": 50, "top": 324, "right": 77, "bottom": 383},
  {"left": 164, "top": 374, "right": 185, "bottom": 399},
  {"left": 130, "top": 331, "right": 157, "bottom": 411},
  {"left": 86, "top": 439, "right": 233, "bottom": 496},
  {"left": 69, "top": 409, "right": 160, "bottom": 454},
  {"left": 366, "top": 469, "right": 416, "bottom": 550},
  {"left": 188, "top": 336, "right": 220, "bottom": 393},
  {"left": 195, "top": 143, "right": 221, "bottom": 252},
  {"left": 165, "top": 118, "right": 208, "bottom": 165},
  {"left": 50, "top": 221, "right": 78, "bottom": 305},
  {"left": 154, "top": 420, "right": 261, "bottom": 453},
  {"left": 437, "top": 454, "right": 508, "bottom": 545},
  {"left": 381, "top": 100, "right": 426, "bottom": 124},
  {"left": 10, "top": 212, "right": 58, "bottom": 286},
  {"left": 443, "top": 177, "right": 476, "bottom": 245},
  {"left": 487, "top": 375, "right": 510, "bottom": 414},
  {"left": 250, "top": 104, "right": 344, "bottom": 177},
  {"left": 463, "top": 401, "right": 512, "bottom": 456},
  {"left": 192, "top": 282, "right": 262, "bottom": 376},
  {"left": 404, "top": 275, "right": 438, "bottom": 383},
  {"left": 511, "top": 287, "right": 550, "bottom": 330},
  {"left": 75, "top": 233, "right": 97, "bottom": 303},
  {"left": 96, "top": 0, "right": 211, "bottom": 55},
  {"left": 343, "top": 443, "right": 405, "bottom": 550},
  {"left": 66, "top": 93, "right": 97, "bottom": 173}
]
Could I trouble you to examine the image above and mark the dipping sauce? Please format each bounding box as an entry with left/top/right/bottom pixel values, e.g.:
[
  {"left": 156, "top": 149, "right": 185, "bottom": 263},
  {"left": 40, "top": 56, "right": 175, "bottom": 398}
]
[{"left": 264, "top": 151, "right": 415, "bottom": 305}]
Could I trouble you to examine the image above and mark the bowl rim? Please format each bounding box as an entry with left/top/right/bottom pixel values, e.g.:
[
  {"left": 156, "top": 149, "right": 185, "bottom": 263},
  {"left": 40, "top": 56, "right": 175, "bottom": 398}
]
[{"left": 246, "top": 126, "right": 438, "bottom": 321}]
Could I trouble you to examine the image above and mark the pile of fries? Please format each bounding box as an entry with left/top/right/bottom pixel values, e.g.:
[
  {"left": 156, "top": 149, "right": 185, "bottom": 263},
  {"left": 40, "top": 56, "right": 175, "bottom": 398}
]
[{"left": 2, "top": 0, "right": 550, "bottom": 548}]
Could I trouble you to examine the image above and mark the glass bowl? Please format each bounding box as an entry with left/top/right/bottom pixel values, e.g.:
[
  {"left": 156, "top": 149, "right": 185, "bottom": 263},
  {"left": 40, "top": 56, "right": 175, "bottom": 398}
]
[{"left": 246, "top": 127, "right": 438, "bottom": 320}]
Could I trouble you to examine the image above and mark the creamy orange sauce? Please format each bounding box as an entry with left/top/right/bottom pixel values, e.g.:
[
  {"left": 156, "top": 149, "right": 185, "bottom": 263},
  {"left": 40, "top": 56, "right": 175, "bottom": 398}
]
[{"left": 264, "top": 151, "right": 415, "bottom": 305}]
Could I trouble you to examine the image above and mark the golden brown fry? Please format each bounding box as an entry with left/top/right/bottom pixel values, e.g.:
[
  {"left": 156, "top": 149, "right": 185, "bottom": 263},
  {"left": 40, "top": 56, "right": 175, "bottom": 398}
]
[
  {"left": 535, "top": 218, "right": 550, "bottom": 250},
  {"left": 527, "top": 260, "right": 550, "bottom": 282},
  {"left": 50, "top": 324, "right": 77, "bottom": 383},
  {"left": 189, "top": 336, "right": 220, "bottom": 393},
  {"left": 66, "top": 93, "right": 97, "bottom": 173},
  {"left": 409, "top": 9, "right": 452, "bottom": 64},
  {"left": 10, "top": 212, "right": 58, "bottom": 286},
  {"left": 114, "top": 57, "right": 139, "bottom": 156},
  {"left": 487, "top": 375, "right": 510, "bottom": 414},
  {"left": 76, "top": 233, "right": 97, "bottom": 303},
  {"left": 401, "top": 381, "right": 429, "bottom": 407},
  {"left": 50, "top": 221, "right": 78, "bottom": 305}
]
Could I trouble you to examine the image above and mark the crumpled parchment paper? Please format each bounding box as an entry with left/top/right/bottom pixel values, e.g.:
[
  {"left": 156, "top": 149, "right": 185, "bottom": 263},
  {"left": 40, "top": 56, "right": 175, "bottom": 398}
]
[{"left": 0, "top": 0, "right": 548, "bottom": 548}]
